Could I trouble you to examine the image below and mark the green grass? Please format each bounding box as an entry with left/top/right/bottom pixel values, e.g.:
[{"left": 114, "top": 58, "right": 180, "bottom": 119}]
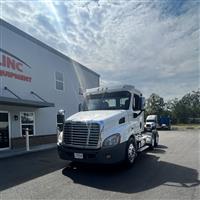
[{"left": 172, "top": 124, "right": 200, "bottom": 130}]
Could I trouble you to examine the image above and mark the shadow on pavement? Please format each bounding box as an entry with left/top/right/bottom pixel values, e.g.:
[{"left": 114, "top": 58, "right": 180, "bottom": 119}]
[
  {"left": 62, "top": 151, "right": 200, "bottom": 194},
  {"left": 0, "top": 149, "right": 68, "bottom": 191},
  {"left": 146, "top": 144, "right": 168, "bottom": 154},
  {"left": 157, "top": 144, "right": 168, "bottom": 149}
]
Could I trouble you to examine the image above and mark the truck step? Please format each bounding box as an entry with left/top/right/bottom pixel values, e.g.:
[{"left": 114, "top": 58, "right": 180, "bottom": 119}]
[{"left": 137, "top": 145, "right": 149, "bottom": 152}]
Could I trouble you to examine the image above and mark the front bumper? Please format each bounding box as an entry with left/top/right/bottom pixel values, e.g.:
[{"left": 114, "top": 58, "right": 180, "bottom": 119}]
[
  {"left": 144, "top": 127, "right": 152, "bottom": 132},
  {"left": 57, "top": 142, "right": 127, "bottom": 164}
]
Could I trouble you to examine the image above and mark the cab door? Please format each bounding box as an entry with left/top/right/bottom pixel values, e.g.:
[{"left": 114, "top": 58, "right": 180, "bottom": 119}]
[{"left": 132, "top": 94, "right": 143, "bottom": 133}]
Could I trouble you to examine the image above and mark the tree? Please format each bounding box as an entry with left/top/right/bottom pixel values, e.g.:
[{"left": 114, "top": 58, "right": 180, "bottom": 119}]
[
  {"left": 145, "top": 93, "right": 165, "bottom": 116},
  {"left": 145, "top": 90, "right": 200, "bottom": 124},
  {"left": 172, "top": 90, "right": 200, "bottom": 123},
  {"left": 165, "top": 98, "right": 178, "bottom": 123}
]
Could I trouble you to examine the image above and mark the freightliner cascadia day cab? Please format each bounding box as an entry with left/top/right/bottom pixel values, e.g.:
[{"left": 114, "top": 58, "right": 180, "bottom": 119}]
[
  {"left": 57, "top": 85, "right": 159, "bottom": 166},
  {"left": 144, "top": 115, "right": 158, "bottom": 131}
]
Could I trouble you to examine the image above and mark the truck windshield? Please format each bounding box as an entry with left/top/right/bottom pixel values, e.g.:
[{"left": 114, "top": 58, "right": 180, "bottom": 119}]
[
  {"left": 146, "top": 120, "right": 155, "bottom": 122},
  {"left": 83, "top": 91, "right": 131, "bottom": 111}
]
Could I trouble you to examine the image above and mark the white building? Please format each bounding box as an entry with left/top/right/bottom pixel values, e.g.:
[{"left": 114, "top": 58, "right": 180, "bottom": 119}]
[{"left": 0, "top": 19, "right": 99, "bottom": 150}]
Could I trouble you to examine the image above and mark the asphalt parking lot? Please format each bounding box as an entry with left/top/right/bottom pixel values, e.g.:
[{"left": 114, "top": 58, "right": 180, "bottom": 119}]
[{"left": 0, "top": 130, "right": 199, "bottom": 200}]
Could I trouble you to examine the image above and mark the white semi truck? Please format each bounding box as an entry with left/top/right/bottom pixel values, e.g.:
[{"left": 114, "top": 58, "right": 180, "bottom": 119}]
[
  {"left": 57, "top": 85, "right": 159, "bottom": 166},
  {"left": 145, "top": 115, "right": 158, "bottom": 131}
]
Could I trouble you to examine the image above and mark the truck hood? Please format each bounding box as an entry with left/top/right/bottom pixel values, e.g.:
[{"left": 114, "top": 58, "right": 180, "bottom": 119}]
[
  {"left": 146, "top": 122, "right": 155, "bottom": 125},
  {"left": 67, "top": 110, "right": 127, "bottom": 122}
]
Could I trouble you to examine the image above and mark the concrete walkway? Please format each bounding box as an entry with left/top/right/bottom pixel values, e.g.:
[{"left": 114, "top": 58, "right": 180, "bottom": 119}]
[{"left": 0, "top": 143, "right": 56, "bottom": 159}]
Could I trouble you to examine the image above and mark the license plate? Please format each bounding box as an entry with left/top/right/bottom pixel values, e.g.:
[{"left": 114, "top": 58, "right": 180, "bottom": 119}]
[{"left": 74, "top": 153, "right": 83, "bottom": 159}]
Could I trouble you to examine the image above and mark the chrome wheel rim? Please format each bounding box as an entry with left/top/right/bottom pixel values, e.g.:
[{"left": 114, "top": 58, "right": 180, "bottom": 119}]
[
  {"left": 128, "top": 143, "right": 136, "bottom": 163},
  {"left": 156, "top": 136, "right": 159, "bottom": 145},
  {"left": 152, "top": 137, "right": 155, "bottom": 146}
]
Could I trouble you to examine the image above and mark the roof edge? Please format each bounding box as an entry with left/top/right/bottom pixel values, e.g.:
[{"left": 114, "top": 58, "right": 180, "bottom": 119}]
[{"left": 0, "top": 18, "right": 100, "bottom": 77}]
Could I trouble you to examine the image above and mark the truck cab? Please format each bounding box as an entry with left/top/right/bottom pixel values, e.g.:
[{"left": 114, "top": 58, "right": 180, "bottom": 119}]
[
  {"left": 57, "top": 85, "right": 159, "bottom": 166},
  {"left": 145, "top": 115, "right": 158, "bottom": 131}
]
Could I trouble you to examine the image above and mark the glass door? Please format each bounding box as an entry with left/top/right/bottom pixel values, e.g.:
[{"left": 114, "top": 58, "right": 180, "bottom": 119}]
[{"left": 0, "top": 112, "right": 10, "bottom": 149}]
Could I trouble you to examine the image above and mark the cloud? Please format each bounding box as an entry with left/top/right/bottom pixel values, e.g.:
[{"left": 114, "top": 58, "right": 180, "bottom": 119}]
[
  {"left": 36, "top": 14, "right": 57, "bottom": 34},
  {"left": 0, "top": 0, "right": 199, "bottom": 100}
]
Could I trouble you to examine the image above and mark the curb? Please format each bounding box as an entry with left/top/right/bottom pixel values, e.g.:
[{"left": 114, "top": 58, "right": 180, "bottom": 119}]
[
  {"left": 0, "top": 144, "right": 56, "bottom": 160},
  {"left": 171, "top": 127, "right": 200, "bottom": 131}
]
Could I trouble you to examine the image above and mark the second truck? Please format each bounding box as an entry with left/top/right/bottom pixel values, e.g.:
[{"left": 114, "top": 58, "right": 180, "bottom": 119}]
[{"left": 57, "top": 85, "right": 159, "bottom": 166}]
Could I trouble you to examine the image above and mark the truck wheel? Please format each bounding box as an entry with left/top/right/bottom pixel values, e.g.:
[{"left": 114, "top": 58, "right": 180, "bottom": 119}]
[
  {"left": 154, "top": 130, "right": 159, "bottom": 147},
  {"left": 149, "top": 135, "right": 155, "bottom": 150},
  {"left": 155, "top": 134, "right": 159, "bottom": 147},
  {"left": 125, "top": 138, "right": 137, "bottom": 167}
]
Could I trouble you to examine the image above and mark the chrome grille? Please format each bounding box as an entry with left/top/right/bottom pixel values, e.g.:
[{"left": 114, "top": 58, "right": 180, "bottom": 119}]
[{"left": 63, "top": 122, "right": 100, "bottom": 148}]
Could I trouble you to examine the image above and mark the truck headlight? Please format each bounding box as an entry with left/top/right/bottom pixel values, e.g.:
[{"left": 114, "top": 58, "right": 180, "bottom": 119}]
[
  {"left": 57, "top": 131, "right": 63, "bottom": 144},
  {"left": 102, "top": 133, "right": 121, "bottom": 148}
]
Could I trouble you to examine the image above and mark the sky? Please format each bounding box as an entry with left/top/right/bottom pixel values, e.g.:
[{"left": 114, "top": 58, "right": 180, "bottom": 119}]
[{"left": 0, "top": 0, "right": 199, "bottom": 100}]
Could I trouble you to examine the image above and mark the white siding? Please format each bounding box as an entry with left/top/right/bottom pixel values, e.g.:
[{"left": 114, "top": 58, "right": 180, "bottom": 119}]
[{"left": 0, "top": 20, "right": 99, "bottom": 138}]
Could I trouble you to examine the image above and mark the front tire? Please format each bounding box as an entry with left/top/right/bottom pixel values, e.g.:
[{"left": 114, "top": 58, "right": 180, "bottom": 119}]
[
  {"left": 149, "top": 134, "right": 155, "bottom": 150},
  {"left": 155, "top": 134, "right": 159, "bottom": 147},
  {"left": 125, "top": 138, "right": 137, "bottom": 167}
]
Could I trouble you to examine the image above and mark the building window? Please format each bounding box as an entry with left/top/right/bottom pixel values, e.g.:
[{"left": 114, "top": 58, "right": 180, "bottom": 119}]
[
  {"left": 20, "top": 112, "right": 35, "bottom": 136},
  {"left": 55, "top": 72, "right": 64, "bottom": 91}
]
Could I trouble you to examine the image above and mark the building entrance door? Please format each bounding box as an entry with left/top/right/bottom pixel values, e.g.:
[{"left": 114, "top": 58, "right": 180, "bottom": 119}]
[{"left": 0, "top": 112, "right": 10, "bottom": 149}]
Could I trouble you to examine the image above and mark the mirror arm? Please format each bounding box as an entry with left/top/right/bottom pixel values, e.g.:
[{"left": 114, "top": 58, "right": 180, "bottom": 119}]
[{"left": 133, "top": 110, "right": 143, "bottom": 118}]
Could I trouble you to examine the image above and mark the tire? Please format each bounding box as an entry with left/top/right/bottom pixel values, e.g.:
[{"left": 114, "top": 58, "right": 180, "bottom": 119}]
[
  {"left": 125, "top": 138, "right": 137, "bottom": 167},
  {"left": 155, "top": 134, "right": 159, "bottom": 147},
  {"left": 149, "top": 134, "right": 155, "bottom": 150}
]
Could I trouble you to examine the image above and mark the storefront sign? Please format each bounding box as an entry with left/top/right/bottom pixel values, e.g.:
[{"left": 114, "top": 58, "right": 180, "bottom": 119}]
[{"left": 0, "top": 48, "right": 32, "bottom": 82}]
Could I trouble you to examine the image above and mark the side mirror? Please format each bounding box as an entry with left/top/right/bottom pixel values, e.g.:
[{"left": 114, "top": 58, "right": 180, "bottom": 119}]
[
  {"left": 140, "top": 97, "right": 145, "bottom": 111},
  {"left": 78, "top": 103, "right": 82, "bottom": 112},
  {"left": 57, "top": 109, "right": 65, "bottom": 132}
]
